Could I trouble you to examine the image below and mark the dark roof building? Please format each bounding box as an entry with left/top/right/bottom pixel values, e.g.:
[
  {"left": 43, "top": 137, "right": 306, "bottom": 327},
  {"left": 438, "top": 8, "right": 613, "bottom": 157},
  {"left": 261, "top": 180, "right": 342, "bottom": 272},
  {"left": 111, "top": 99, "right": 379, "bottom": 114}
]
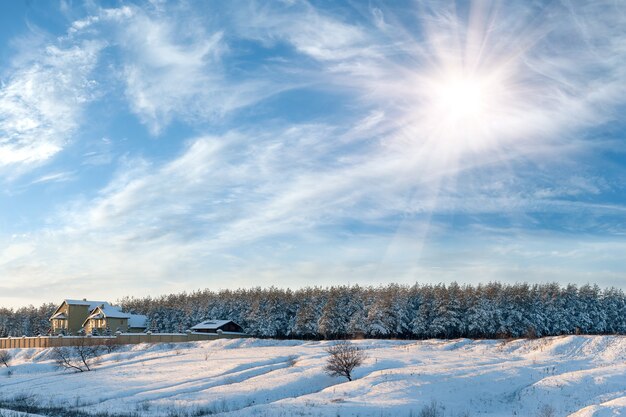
[{"left": 190, "top": 320, "right": 244, "bottom": 334}]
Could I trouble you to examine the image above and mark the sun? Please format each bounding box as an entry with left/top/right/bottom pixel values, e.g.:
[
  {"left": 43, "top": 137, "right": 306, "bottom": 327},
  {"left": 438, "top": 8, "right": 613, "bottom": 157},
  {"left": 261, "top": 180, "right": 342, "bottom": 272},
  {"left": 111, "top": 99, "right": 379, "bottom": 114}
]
[
  {"left": 414, "top": 68, "right": 511, "bottom": 155},
  {"left": 389, "top": 2, "right": 527, "bottom": 163},
  {"left": 434, "top": 76, "right": 485, "bottom": 121},
  {"left": 427, "top": 72, "right": 502, "bottom": 130}
]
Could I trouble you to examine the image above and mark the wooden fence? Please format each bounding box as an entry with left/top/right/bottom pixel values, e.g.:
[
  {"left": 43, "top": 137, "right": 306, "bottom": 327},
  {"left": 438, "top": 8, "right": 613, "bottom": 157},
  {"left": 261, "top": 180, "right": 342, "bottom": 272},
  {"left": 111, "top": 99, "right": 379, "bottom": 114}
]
[{"left": 0, "top": 332, "right": 246, "bottom": 349}]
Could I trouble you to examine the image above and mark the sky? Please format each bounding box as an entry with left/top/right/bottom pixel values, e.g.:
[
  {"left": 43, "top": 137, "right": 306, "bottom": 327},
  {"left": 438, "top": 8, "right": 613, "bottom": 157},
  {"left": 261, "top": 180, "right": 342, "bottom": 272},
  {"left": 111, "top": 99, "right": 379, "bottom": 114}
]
[{"left": 0, "top": 0, "right": 625, "bottom": 308}]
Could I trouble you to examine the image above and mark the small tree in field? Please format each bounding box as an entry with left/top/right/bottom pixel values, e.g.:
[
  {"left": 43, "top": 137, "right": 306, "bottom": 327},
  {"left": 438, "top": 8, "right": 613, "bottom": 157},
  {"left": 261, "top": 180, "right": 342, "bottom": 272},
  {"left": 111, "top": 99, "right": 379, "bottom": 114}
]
[
  {"left": 324, "top": 340, "right": 366, "bottom": 381},
  {"left": 52, "top": 338, "right": 102, "bottom": 372},
  {"left": 0, "top": 350, "right": 11, "bottom": 367}
]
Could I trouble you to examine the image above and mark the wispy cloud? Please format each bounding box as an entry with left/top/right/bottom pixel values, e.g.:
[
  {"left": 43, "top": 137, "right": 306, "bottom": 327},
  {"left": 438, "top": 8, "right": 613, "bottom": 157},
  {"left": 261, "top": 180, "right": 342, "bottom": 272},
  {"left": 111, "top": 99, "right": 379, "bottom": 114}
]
[
  {"left": 95, "top": 4, "right": 284, "bottom": 135},
  {"left": 30, "top": 171, "right": 75, "bottom": 185},
  {"left": 1, "top": 1, "right": 625, "bottom": 306},
  {"left": 114, "top": 9, "right": 226, "bottom": 134},
  {"left": 0, "top": 37, "right": 102, "bottom": 176},
  {"left": 232, "top": 1, "right": 374, "bottom": 62}
]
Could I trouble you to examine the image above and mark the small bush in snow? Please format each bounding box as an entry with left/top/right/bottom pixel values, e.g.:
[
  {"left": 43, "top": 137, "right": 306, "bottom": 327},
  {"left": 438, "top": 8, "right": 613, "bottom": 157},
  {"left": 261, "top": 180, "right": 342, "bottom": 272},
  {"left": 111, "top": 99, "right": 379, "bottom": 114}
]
[
  {"left": 52, "top": 338, "right": 102, "bottom": 372},
  {"left": 137, "top": 401, "right": 152, "bottom": 412},
  {"left": 538, "top": 405, "right": 555, "bottom": 417},
  {"left": 418, "top": 400, "right": 443, "bottom": 417},
  {"left": 324, "top": 340, "right": 366, "bottom": 381},
  {"left": 0, "top": 350, "right": 11, "bottom": 367},
  {"left": 287, "top": 355, "right": 298, "bottom": 367}
]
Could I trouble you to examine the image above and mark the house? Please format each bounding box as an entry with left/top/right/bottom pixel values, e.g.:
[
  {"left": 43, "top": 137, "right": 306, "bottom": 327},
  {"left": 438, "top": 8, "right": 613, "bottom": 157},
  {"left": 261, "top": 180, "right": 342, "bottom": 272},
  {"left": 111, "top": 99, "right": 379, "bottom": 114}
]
[
  {"left": 190, "top": 320, "right": 244, "bottom": 334},
  {"left": 49, "top": 299, "right": 148, "bottom": 335},
  {"left": 82, "top": 304, "right": 148, "bottom": 335},
  {"left": 49, "top": 299, "right": 110, "bottom": 335}
]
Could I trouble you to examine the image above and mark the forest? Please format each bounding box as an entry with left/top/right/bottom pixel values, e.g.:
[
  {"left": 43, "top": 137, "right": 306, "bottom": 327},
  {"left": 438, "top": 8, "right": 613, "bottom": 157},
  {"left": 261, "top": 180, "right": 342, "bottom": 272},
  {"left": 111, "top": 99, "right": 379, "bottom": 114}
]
[{"left": 1, "top": 283, "right": 625, "bottom": 339}]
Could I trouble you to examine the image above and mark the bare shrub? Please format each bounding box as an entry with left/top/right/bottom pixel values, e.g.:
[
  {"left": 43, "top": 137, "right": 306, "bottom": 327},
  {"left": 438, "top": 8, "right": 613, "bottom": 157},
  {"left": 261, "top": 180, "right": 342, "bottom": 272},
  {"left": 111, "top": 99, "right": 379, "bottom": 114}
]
[
  {"left": 419, "top": 400, "right": 443, "bottom": 417},
  {"left": 324, "top": 340, "right": 366, "bottom": 381},
  {"left": 138, "top": 401, "right": 152, "bottom": 412},
  {"left": 52, "top": 338, "right": 102, "bottom": 372},
  {"left": 0, "top": 350, "right": 11, "bottom": 367},
  {"left": 287, "top": 355, "right": 298, "bottom": 367},
  {"left": 538, "top": 405, "right": 555, "bottom": 417}
]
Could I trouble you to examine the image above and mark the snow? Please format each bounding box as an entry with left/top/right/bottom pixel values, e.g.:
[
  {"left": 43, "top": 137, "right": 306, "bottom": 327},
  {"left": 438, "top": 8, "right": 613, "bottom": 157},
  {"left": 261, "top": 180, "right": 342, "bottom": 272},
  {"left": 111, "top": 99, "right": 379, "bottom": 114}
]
[
  {"left": 1, "top": 336, "right": 626, "bottom": 416},
  {"left": 0, "top": 410, "right": 45, "bottom": 417},
  {"left": 190, "top": 320, "right": 236, "bottom": 330},
  {"left": 96, "top": 304, "right": 130, "bottom": 319},
  {"left": 64, "top": 299, "right": 110, "bottom": 309},
  {"left": 128, "top": 313, "right": 148, "bottom": 329},
  {"left": 82, "top": 304, "right": 148, "bottom": 329}
]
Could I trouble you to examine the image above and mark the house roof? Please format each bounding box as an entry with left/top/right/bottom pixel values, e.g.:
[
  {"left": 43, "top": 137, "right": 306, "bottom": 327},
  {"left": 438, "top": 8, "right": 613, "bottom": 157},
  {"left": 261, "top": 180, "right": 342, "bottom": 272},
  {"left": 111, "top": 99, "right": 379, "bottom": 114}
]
[
  {"left": 85, "top": 304, "right": 128, "bottom": 321},
  {"left": 128, "top": 314, "right": 148, "bottom": 328},
  {"left": 98, "top": 304, "right": 131, "bottom": 319},
  {"left": 64, "top": 299, "right": 110, "bottom": 310},
  {"left": 50, "top": 299, "right": 110, "bottom": 321},
  {"left": 50, "top": 312, "right": 67, "bottom": 320},
  {"left": 190, "top": 320, "right": 236, "bottom": 330},
  {"left": 83, "top": 304, "right": 148, "bottom": 328}
]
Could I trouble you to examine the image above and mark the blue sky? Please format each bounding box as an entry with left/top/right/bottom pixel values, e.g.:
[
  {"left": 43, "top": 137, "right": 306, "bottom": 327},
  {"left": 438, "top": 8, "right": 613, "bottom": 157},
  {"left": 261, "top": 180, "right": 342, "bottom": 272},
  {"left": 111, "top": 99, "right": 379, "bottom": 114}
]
[{"left": 1, "top": 0, "right": 625, "bottom": 307}]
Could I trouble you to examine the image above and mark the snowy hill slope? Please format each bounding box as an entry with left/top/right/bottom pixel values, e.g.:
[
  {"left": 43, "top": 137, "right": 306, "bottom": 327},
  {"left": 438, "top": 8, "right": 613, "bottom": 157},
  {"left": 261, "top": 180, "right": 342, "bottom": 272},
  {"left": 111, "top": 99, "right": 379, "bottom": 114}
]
[{"left": 1, "top": 336, "right": 625, "bottom": 417}]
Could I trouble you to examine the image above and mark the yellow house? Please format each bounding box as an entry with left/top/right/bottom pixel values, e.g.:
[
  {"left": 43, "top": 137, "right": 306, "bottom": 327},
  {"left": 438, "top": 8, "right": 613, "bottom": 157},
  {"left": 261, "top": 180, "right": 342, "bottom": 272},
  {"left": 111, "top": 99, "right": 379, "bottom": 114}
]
[
  {"left": 50, "top": 299, "right": 148, "bottom": 335},
  {"left": 82, "top": 304, "right": 148, "bottom": 334},
  {"left": 49, "top": 299, "right": 109, "bottom": 335}
]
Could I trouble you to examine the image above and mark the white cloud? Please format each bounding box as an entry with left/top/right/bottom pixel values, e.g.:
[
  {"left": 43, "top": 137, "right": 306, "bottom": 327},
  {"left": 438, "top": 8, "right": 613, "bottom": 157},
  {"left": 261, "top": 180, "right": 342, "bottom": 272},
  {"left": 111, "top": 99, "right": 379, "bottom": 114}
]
[
  {"left": 0, "top": 242, "right": 34, "bottom": 266},
  {"left": 98, "top": 5, "right": 280, "bottom": 135},
  {"left": 238, "top": 2, "right": 372, "bottom": 62},
  {"left": 0, "top": 39, "right": 102, "bottom": 176},
  {"left": 2, "top": 1, "right": 626, "bottom": 305},
  {"left": 30, "top": 171, "right": 75, "bottom": 185},
  {"left": 118, "top": 18, "right": 225, "bottom": 134}
]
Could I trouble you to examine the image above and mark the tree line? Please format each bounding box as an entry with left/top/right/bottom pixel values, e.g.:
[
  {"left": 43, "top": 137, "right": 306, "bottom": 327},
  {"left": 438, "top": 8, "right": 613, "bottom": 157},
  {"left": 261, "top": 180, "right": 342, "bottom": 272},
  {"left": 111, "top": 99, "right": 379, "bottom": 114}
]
[
  {"left": 0, "top": 303, "right": 56, "bottom": 338},
  {"left": 120, "top": 282, "right": 626, "bottom": 339},
  {"left": 2, "top": 283, "right": 626, "bottom": 339}
]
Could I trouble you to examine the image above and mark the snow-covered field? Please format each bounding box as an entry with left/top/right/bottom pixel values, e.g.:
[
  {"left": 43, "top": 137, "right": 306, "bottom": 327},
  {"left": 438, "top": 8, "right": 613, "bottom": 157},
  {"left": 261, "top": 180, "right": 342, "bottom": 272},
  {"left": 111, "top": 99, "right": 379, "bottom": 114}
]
[{"left": 1, "top": 336, "right": 626, "bottom": 417}]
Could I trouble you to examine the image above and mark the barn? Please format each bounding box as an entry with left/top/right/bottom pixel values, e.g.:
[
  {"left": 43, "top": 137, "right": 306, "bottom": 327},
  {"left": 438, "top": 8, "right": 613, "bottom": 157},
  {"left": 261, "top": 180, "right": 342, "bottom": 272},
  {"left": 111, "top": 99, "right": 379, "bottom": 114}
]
[{"left": 190, "top": 320, "right": 244, "bottom": 334}]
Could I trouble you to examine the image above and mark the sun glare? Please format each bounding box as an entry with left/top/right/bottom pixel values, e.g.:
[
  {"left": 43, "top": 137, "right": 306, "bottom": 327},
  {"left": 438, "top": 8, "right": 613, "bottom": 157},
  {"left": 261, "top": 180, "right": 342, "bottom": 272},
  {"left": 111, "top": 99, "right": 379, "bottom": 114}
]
[
  {"left": 389, "top": 2, "right": 528, "bottom": 165},
  {"left": 435, "top": 77, "right": 485, "bottom": 121},
  {"left": 400, "top": 64, "right": 521, "bottom": 166},
  {"left": 417, "top": 69, "right": 510, "bottom": 153}
]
